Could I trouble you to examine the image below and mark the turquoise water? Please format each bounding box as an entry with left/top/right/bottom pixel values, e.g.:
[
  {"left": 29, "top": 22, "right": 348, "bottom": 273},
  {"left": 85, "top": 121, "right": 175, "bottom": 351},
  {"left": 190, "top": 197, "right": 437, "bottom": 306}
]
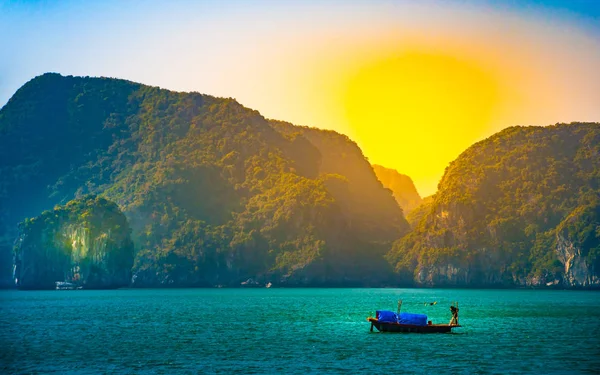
[{"left": 1, "top": 288, "right": 599, "bottom": 374}]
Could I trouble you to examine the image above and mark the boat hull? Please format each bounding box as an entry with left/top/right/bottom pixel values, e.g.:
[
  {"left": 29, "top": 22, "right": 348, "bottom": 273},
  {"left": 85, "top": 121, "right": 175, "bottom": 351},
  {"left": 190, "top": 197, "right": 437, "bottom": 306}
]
[{"left": 368, "top": 318, "right": 459, "bottom": 333}]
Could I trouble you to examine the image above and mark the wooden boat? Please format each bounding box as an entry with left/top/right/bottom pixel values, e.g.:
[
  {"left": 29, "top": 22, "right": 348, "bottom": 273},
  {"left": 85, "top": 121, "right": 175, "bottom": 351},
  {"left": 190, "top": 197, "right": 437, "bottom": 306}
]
[
  {"left": 367, "top": 301, "right": 461, "bottom": 333},
  {"left": 367, "top": 318, "right": 460, "bottom": 333}
]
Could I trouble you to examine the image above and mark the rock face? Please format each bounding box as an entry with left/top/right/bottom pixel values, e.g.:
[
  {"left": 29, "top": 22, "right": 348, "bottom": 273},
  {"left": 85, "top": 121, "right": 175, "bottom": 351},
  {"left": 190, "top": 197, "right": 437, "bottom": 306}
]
[
  {"left": 555, "top": 235, "right": 595, "bottom": 286},
  {"left": 13, "top": 196, "right": 134, "bottom": 289},
  {"left": 551, "top": 201, "right": 600, "bottom": 287},
  {"left": 372, "top": 164, "right": 422, "bottom": 214},
  {"left": 387, "top": 123, "right": 600, "bottom": 288}
]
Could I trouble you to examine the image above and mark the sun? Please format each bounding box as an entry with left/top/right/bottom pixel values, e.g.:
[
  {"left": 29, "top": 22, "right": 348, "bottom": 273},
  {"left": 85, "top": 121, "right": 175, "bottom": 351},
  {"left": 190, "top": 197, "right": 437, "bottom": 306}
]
[{"left": 343, "top": 50, "right": 501, "bottom": 195}]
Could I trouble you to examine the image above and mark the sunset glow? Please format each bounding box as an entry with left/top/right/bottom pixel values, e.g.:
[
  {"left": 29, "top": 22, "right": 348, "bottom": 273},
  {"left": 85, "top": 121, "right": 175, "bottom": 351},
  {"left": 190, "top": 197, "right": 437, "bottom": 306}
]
[{"left": 343, "top": 50, "right": 501, "bottom": 191}]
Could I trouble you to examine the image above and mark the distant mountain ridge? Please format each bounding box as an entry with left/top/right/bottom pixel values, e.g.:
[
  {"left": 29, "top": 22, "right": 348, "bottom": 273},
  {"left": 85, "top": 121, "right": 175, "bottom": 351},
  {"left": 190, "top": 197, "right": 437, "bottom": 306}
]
[
  {"left": 269, "top": 121, "right": 408, "bottom": 242},
  {"left": 372, "top": 164, "right": 422, "bottom": 214}
]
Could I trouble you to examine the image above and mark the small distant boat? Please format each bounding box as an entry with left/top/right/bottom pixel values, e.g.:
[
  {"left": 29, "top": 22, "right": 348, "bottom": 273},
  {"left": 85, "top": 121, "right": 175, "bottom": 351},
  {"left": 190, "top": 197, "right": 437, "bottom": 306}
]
[
  {"left": 55, "top": 281, "right": 82, "bottom": 290},
  {"left": 367, "top": 300, "right": 461, "bottom": 333}
]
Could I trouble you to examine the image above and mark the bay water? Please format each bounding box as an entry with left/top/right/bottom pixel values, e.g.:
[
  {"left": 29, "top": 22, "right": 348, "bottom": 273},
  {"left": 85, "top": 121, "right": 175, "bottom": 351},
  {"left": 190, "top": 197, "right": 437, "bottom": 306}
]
[{"left": 1, "top": 288, "right": 599, "bottom": 374}]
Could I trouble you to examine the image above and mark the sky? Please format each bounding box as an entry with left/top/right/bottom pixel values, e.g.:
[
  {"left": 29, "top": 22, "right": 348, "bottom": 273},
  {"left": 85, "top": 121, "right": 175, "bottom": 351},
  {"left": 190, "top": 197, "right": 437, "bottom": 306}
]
[{"left": 1, "top": 0, "right": 599, "bottom": 196}]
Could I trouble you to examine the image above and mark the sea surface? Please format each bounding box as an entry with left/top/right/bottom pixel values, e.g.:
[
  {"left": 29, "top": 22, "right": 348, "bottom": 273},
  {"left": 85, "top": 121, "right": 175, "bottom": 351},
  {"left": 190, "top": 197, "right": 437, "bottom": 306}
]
[{"left": 1, "top": 288, "right": 599, "bottom": 374}]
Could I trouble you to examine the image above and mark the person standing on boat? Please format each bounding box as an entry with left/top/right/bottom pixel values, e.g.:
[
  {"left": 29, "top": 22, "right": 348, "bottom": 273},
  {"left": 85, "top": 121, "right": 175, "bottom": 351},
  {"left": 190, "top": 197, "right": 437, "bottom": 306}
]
[{"left": 449, "top": 305, "right": 459, "bottom": 326}]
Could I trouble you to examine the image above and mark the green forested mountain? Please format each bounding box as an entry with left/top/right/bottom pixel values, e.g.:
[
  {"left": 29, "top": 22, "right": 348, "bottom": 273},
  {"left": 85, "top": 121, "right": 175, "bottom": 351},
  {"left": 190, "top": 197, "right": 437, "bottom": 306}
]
[
  {"left": 372, "top": 164, "right": 423, "bottom": 214},
  {"left": 387, "top": 123, "right": 600, "bottom": 288},
  {"left": 0, "top": 73, "right": 408, "bottom": 287},
  {"left": 2, "top": 74, "right": 598, "bottom": 289}
]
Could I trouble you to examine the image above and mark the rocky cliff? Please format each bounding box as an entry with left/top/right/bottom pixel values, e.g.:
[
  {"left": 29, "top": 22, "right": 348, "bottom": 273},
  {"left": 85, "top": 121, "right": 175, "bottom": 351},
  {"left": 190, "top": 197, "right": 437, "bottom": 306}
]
[{"left": 14, "top": 196, "right": 134, "bottom": 289}]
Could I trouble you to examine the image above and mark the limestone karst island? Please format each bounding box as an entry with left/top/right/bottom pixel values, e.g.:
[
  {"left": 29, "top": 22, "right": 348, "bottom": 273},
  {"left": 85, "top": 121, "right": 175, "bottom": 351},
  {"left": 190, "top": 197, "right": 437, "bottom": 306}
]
[{"left": 1, "top": 73, "right": 598, "bottom": 290}]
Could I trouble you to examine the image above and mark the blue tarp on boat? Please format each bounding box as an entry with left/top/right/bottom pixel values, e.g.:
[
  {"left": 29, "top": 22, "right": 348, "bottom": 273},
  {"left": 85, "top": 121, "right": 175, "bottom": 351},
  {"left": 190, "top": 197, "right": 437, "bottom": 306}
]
[
  {"left": 376, "top": 310, "right": 398, "bottom": 323},
  {"left": 398, "top": 312, "right": 428, "bottom": 326},
  {"left": 376, "top": 310, "right": 428, "bottom": 325}
]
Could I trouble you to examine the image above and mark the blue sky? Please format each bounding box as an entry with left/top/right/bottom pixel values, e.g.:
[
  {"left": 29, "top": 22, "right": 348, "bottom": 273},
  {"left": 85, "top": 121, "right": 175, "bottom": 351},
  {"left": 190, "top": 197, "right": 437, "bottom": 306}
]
[{"left": 1, "top": 0, "right": 599, "bottom": 107}]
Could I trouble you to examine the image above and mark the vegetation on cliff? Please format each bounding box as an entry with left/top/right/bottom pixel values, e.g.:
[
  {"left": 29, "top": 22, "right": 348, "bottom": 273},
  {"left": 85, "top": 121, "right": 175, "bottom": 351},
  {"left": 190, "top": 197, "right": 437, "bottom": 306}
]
[
  {"left": 372, "top": 164, "right": 423, "bottom": 214},
  {"left": 269, "top": 121, "right": 409, "bottom": 242},
  {"left": 405, "top": 195, "right": 434, "bottom": 228},
  {"left": 3, "top": 74, "right": 598, "bottom": 289},
  {"left": 13, "top": 195, "right": 134, "bottom": 289},
  {"left": 387, "top": 123, "right": 600, "bottom": 287},
  {"left": 1, "top": 73, "right": 407, "bottom": 287}
]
